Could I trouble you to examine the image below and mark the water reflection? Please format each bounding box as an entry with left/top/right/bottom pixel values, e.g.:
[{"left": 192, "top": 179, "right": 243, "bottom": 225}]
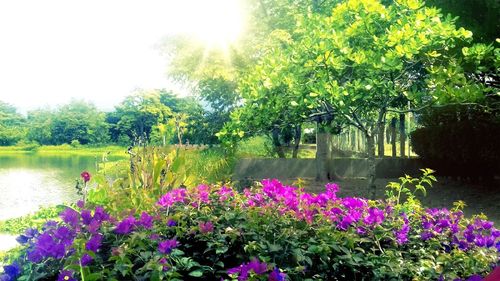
[{"left": 0, "top": 154, "right": 122, "bottom": 221}]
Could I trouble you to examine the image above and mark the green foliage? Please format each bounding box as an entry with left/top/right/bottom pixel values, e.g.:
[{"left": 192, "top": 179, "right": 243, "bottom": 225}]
[
  {"left": 385, "top": 168, "right": 437, "bottom": 208},
  {"left": 25, "top": 100, "right": 109, "bottom": 145},
  {"left": 426, "top": 0, "right": 500, "bottom": 43},
  {"left": 0, "top": 206, "right": 65, "bottom": 234},
  {"left": 88, "top": 146, "right": 235, "bottom": 213},
  {"left": 5, "top": 175, "right": 499, "bottom": 280},
  {"left": 236, "top": 136, "right": 275, "bottom": 158},
  {"left": 108, "top": 91, "right": 172, "bottom": 144},
  {"left": 0, "top": 101, "right": 25, "bottom": 146}
]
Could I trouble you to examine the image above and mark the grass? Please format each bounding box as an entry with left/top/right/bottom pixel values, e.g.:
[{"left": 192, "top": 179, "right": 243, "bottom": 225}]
[
  {"left": 0, "top": 144, "right": 128, "bottom": 157},
  {"left": 0, "top": 205, "right": 65, "bottom": 235}
]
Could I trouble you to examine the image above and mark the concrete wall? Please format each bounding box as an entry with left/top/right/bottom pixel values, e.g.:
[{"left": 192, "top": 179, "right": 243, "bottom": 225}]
[{"left": 233, "top": 158, "right": 424, "bottom": 180}]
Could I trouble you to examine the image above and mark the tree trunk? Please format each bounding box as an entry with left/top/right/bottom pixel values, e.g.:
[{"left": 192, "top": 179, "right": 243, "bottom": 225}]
[
  {"left": 315, "top": 124, "right": 329, "bottom": 181},
  {"left": 366, "top": 132, "right": 377, "bottom": 199},
  {"left": 272, "top": 128, "right": 286, "bottom": 158},
  {"left": 292, "top": 125, "right": 301, "bottom": 158},
  {"left": 390, "top": 117, "right": 397, "bottom": 157},
  {"left": 399, "top": 113, "right": 406, "bottom": 157},
  {"left": 377, "top": 115, "right": 385, "bottom": 157}
]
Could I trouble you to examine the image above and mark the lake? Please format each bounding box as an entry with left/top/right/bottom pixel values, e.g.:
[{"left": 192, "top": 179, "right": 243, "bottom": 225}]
[{"left": 0, "top": 153, "right": 122, "bottom": 221}]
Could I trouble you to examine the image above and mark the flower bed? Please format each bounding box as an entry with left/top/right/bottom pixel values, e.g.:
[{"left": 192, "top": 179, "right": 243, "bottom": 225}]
[{"left": 1, "top": 177, "right": 499, "bottom": 280}]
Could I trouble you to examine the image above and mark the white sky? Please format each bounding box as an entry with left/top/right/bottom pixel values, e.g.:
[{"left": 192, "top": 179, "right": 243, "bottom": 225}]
[{"left": 0, "top": 0, "right": 245, "bottom": 113}]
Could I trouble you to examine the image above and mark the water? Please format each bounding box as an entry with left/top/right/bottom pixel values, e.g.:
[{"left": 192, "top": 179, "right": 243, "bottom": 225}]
[{"left": 0, "top": 153, "right": 121, "bottom": 221}]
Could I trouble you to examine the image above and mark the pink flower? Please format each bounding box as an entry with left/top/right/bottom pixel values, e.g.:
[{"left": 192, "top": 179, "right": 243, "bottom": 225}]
[
  {"left": 199, "top": 221, "right": 214, "bottom": 233},
  {"left": 80, "top": 171, "right": 91, "bottom": 183}
]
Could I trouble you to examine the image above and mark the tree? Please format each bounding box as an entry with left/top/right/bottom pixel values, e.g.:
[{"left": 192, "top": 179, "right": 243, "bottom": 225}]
[
  {"left": 230, "top": 0, "right": 491, "bottom": 194},
  {"left": 26, "top": 108, "right": 53, "bottom": 145},
  {"left": 163, "top": 1, "right": 342, "bottom": 149},
  {"left": 50, "top": 101, "right": 109, "bottom": 145},
  {"left": 112, "top": 91, "right": 172, "bottom": 144},
  {"left": 426, "top": 0, "right": 500, "bottom": 43},
  {"left": 218, "top": 30, "right": 311, "bottom": 158},
  {"left": 0, "top": 101, "right": 25, "bottom": 145}
]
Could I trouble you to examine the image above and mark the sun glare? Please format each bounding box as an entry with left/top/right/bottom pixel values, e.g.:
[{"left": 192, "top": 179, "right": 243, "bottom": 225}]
[{"left": 184, "top": 0, "right": 245, "bottom": 48}]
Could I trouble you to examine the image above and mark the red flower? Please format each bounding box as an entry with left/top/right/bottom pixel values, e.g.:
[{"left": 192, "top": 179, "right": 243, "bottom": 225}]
[{"left": 80, "top": 171, "right": 91, "bottom": 183}]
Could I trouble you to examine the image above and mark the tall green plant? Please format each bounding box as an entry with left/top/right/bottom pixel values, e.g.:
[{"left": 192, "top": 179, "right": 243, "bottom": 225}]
[{"left": 88, "top": 146, "right": 234, "bottom": 213}]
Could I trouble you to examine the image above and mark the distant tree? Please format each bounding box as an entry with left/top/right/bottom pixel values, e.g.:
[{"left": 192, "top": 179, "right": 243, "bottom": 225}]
[
  {"left": 0, "top": 101, "right": 25, "bottom": 145},
  {"left": 50, "top": 101, "right": 109, "bottom": 145},
  {"left": 112, "top": 91, "right": 171, "bottom": 144},
  {"left": 26, "top": 109, "right": 54, "bottom": 145}
]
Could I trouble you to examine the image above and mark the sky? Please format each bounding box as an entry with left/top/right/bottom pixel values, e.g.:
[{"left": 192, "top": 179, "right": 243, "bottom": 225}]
[{"left": 0, "top": 0, "right": 245, "bottom": 113}]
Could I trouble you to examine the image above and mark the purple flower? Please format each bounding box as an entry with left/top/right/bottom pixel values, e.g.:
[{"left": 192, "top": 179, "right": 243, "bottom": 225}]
[
  {"left": 474, "top": 235, "right": 486, "bottom": 247},
  {"left": 338, "top": 215, "right": 355, "bottom": 231},
  {"left": 85, "top": 234, "right": 102, "bottom": 252},
  {"left": 35, "top": 232, "right": 66, "bottom": 259},
  {"left": 43, "top": 220, "right": 58, "bottom": 229},
  {"left": 157, "top": 188, "right": 187, "bottom": 207},
  {"left": 158, "top": 239, "right": 179, "bottom": 254},
  {"left": 16, "top": 234, "right": 30, "bottom": 244},
  {"left": 76, "top": 200, "right": 85, "bottom": 209},
  {"left": 481, "top": 221, "right": 494, "bottom": 230},
  {"left": 54, "top": 226, "right": 76, "bottom": 247},
  {"left": 80, "top": 253, "right": 93, "bottom": 266},
  {"left": 138, "top": 212, "right": 154, "bottom": 229},
  {"left": 81, "top": 210, "right": 92, "bottom": 225},
  {"left": 199, "top": 221, "right": 214, "bottom": 233},
  {"left": 268, "top": 268, "right": 286, "bottom": 281},
  {"left": 87, "top": 220, "right": 101, "bottom": 234},
  {"left": 457, "top": 240, "right": 469, "bottom": 250},
  {"left": 3, "top": 262, "right": 20, "bottom": 280},
  {"left": 60, "top": 208, "right": 80, "bottom": 228},
  {"left": 363, "top": 207, "right": 385, "bottom": 225},
  {"left": 27, "top": 249, "right": 43, "bottom": 263},
  {"left": 466, "top": 274, "right": 483, "bottom": 281},
  {"left": 167, "top": 219, "right": 177, "bottom": 227},
  {"left": 394, "top": 213, "right": 410, "bottom": 245},
  {"left": 464, "top": 230, "right": 475, "bottom": 243},
  {"left": 437, "top": 219, "right": 450, "bottom": 229},
  {"left": 217, "top": 186, "right": 234, "bottom": 201},
  {"left": 25, "top": 228, "right": 39, "bottom": 238},
  {"left": 57, "top": 270, "right": 76, "bottom": 281},
  {"left": 247, "top": 259, "right": 268, "bottom": 274},
  {"left": 421, "top": 231, "right": 433, "bottom": 241},
  {"left": 227, "top": 259, "right": 269, "bottom": 280},
  {"left": 114, "top": 216, "right": 136, "bottom": 234},
  {"left": 93, "top": 206, "right": 110, "bottom": 223}
]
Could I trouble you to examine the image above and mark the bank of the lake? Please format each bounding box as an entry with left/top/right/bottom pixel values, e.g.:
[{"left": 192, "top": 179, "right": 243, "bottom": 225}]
[{"left": 0, "top": 144, "right": 127, "bottom": 157}]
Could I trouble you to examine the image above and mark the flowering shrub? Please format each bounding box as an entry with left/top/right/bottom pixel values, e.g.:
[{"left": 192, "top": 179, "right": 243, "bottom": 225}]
[{"left": 1, "top": 175, "right": 499, "bottom": 280}]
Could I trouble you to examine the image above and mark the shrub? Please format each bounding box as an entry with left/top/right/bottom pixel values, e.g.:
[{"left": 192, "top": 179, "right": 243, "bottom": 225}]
[
  {"left": 1, "top": 173, "right": 499, "bottom": 280},
  {"left": 70, "top": 140, "right": 81, "bottom": 148},
  {"left": 411, "top": 105, "right": 500, "bottom": 179}
]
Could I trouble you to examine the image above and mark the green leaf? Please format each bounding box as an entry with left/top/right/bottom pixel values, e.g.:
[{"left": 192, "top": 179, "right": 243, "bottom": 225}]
[{"left": 189, "top": 270, "right": 204, "bottom": 277}]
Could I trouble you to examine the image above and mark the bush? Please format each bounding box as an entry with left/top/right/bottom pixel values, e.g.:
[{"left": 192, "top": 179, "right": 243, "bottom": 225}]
[
  {"left": 70, "top": 140, "right": 81, "bottom": 148},
  {"left": 1, "top": 172, "right": 498, "bottom": 280},
  {"left": 411, "top": 105, "right": 500, "bottom": 179}
]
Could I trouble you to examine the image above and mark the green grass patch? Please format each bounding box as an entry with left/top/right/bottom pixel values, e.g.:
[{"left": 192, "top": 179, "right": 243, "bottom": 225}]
[
  {"left": 0, "top": 205, "right": 65, "bottom": 235},
  {"left": 0, "top": 144, "right": 127, "bottom": 157}
]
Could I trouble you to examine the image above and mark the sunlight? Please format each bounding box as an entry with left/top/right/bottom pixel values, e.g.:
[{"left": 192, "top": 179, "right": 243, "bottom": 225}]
[{"left": 183, "top": 0, "right": 245, "bottom": 48}]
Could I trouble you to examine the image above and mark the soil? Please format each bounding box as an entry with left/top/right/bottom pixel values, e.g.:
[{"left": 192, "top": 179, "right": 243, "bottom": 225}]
[{"left": 279, "top": 177, "right": 500, "bottom": 225}]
